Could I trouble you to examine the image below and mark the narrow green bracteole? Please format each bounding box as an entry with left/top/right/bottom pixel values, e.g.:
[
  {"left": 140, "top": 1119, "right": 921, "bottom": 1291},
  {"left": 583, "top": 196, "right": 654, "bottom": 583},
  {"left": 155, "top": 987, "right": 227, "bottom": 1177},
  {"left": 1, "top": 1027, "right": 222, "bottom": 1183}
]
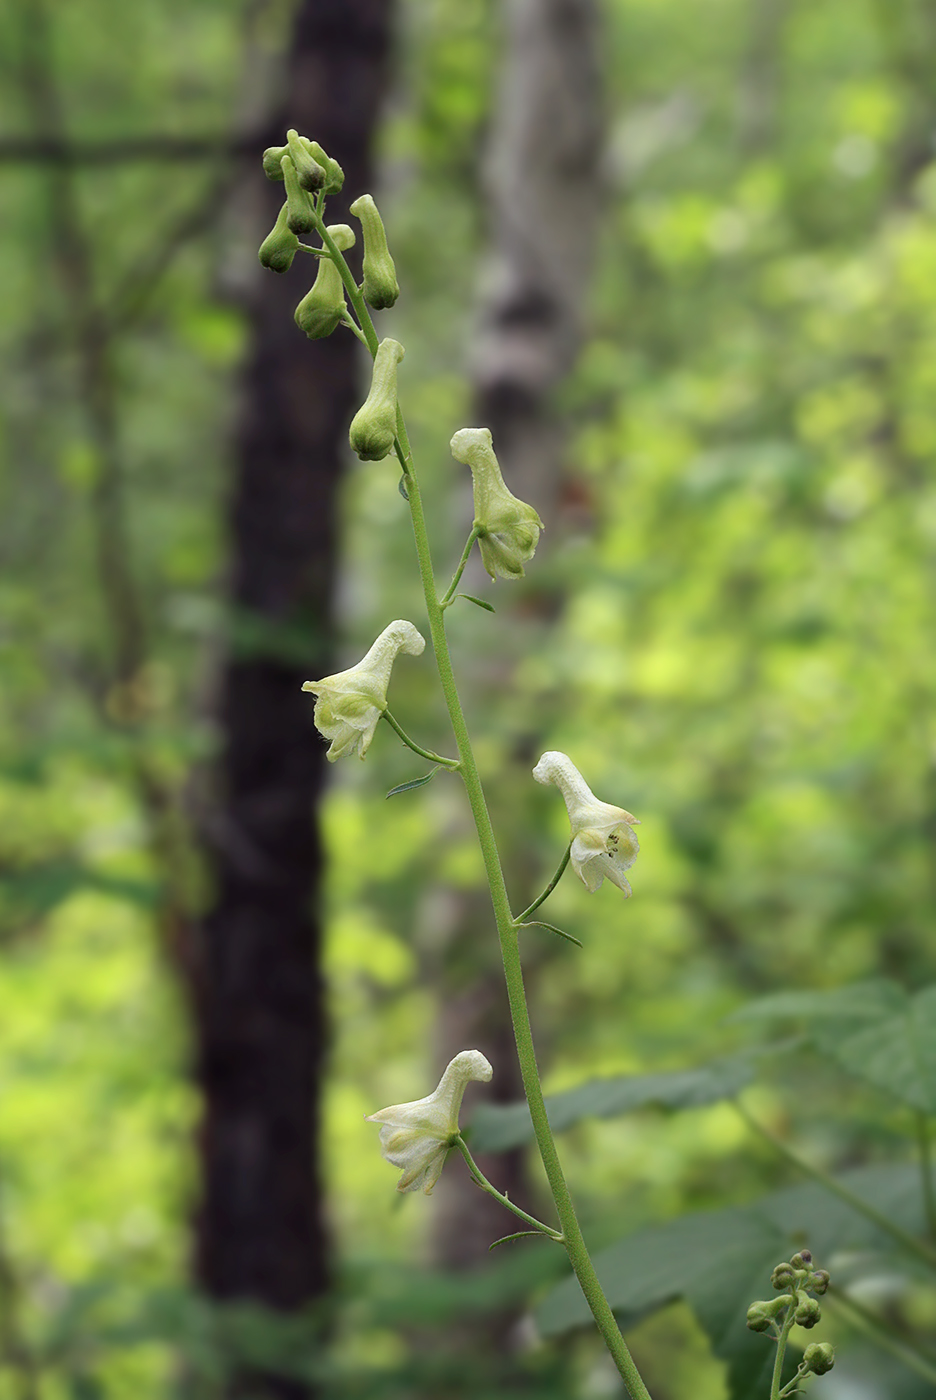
[
  {"left": 294, "top": 224, "right": 356, "bottom": 339},
  {"left": 349, "top": 338, "right": 405, "bottom": 461},
  {"left": 281, "top": 154, "right": 316, "bottom": 236},
  {"left": 258, "top": 202, "right": 299, "bottom": 274},
  {"left": 349, "top": 193, "right": 400, "bottom": 310},
  {"left": 262, "top": 144, "right": 289, "bottom": 181},
  {"left": 301, "top": 136, "right": 345, "bottom": 194},
  {"left": 286, "top": 127, "right": 325, "bottom": 192}
]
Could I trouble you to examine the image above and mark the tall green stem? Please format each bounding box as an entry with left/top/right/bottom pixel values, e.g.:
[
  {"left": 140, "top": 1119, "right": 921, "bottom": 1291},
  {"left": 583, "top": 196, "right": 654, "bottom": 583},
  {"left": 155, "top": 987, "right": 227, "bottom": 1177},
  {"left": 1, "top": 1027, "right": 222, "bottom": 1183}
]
[
  {"left": 323, "top": 224, "right": 653, "bottom": 1400},
  {"left": 770, "top": 1308, "right": 795, "bottom": 1400},
  {"left": 916, "top": 1111, "right": 936, "bottom": 1241},
  {"left": 401, "top": 416, "right": 653, "bottom": 1400}
]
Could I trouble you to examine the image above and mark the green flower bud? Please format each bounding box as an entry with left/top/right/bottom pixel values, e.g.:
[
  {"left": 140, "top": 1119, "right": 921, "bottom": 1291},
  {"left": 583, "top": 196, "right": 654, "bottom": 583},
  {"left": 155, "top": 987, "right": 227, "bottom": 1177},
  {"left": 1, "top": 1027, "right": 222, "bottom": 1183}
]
[
  {"left": 294, "top": 224, "right": 356, "bottom": 339},
  {"left": 794, "top": 1297, "right": 821, "bottom": 1329},
  {"left": 790, "top": 1253, "right": 806, "bottom": 1270},
  {"left": 746, "top": 1303, "right": 772, "bottom": 1333},
  {"left": 450, "top": 428, "right": 544, "bottom": 580},
  {"left": 349, "top": 194, "right": 400, "bottom": 310},
  {"left": 811, "top": 1269, "right": 830, "bottom": 1295},
  {"left": 258, "top": 201, "right": 299, "bottom": 274},
  {"left": 281, "top": 154, "right": 316, "bottom": 236},
  {"left": 349, "top": 338, "right": 405, "bottom": 461},
  {"left": 803, "top": 1343, "right": 835, "bottom": 1375},
  {"left": 771, "top": 1263, "right": 796, "bottom": 1290},
  {"left": 798, "top": 1250, "right": 813, "bottom": 1265},
  {"left": 746, "top": 1294, "right": 792, "bottom": 1333},
  {"left": 300, "top": 137, "right": 344, "bottom": 194},
  {"left": 286, "top": 128, "right": 325, "bottom": 192},
  {"left": 262, "top": 144, "right": 289, "bottom": 181}
]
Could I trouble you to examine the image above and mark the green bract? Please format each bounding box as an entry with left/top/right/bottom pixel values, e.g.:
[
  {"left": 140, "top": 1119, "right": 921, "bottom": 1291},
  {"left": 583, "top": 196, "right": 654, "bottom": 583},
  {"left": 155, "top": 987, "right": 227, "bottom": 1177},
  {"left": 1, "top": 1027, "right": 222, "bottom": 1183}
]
[
  {"left": 349, "top": 338, "right": 405, "bottom": 461},
  {"left": 349, "top": 193, "right": 400, "bottom": 310},
  {"left": 294, "top": 224, "right": 356, "bottom": 340},
  {"left": 449, "top": 428, "right": 544, "bottom": 579}
]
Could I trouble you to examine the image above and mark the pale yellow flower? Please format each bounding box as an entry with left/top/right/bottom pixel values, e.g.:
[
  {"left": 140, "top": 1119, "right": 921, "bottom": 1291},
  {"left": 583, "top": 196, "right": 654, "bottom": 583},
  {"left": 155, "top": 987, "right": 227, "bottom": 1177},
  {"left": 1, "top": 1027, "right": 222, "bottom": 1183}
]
[
  {"left": 366, "top": 1050, "right": 493, "bottom": 1194},
  {"left": 533, "top": 751, "right": 640, "bottom": 895},
  {"left": 302, "top": 619, "right": 424, "bottom": 761},
  {"left": 450, "top": 428, "right": 543, "bottom": 579}
]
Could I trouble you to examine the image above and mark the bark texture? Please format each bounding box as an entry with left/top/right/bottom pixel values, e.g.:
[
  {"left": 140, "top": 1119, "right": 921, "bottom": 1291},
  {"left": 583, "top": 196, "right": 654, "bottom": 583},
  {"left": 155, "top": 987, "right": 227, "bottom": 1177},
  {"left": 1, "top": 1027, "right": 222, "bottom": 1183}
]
[
  {"left": 431, "top": 0, "right": 604, "bottom": 1277},
  {"left": 189, "top": 2, "right": 392, "bottom": 1392}
]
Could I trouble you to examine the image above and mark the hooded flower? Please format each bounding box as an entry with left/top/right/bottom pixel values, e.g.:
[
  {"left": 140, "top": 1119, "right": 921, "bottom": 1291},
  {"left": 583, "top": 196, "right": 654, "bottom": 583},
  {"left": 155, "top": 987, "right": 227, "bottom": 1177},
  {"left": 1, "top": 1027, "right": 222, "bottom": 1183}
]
[
  {"left": 450, "top": 428, "right": 544, "bottom": 580},
  {"left": 302, "top": 619, "right": 425, "bottom": 761},
  {"left": 366, "top": 1049, "right": 493, "bottom": 1194},
  {"left": 533, "top": 751, "right": 640, "bottom": 895}
]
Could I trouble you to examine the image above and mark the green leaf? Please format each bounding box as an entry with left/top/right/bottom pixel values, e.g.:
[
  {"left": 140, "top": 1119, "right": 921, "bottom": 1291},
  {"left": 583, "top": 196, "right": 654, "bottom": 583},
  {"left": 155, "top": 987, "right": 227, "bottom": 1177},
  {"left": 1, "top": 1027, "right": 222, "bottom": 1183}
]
[
  {"left": 731, "top": 979, "right": 907, "bottom": 1036},
  {"left": 734, "top": 980, "right": 936, "bottom": 1113},
  {"left": 469, "top": 1057, "right": 755, "bottom": 1154},
  {"left": 457, "top": 592, "right": 495, "bottom": 612},
  {"left": 385, "top": 767, "right": 440, "bottom": 798},
  {"left": 488, "top": 1231, "right": 545, "bottom": 1250},
  {"left": 519, "top": 919, "right": 583, "bottom": 948},
  {"left": 833, "top": 986, "right": 936, "bottom": 1114},
  {"left": 536, "top": 1163, "right": 923, "bottom": 1399}
]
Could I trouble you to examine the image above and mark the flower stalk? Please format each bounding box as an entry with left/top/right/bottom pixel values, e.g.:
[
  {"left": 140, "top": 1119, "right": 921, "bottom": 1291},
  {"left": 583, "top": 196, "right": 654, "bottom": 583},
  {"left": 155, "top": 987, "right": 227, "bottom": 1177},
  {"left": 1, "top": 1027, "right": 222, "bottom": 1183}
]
[{"left": 275, "top": 160, "right": 654, "bottom": 1400}]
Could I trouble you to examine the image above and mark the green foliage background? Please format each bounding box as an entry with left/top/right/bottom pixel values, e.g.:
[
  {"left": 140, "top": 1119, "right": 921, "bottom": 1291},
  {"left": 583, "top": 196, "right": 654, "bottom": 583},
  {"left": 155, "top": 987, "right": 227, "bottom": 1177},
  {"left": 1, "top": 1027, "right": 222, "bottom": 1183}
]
[{"left": 1, "top": 0, "right": 936, "bottom": 1395}]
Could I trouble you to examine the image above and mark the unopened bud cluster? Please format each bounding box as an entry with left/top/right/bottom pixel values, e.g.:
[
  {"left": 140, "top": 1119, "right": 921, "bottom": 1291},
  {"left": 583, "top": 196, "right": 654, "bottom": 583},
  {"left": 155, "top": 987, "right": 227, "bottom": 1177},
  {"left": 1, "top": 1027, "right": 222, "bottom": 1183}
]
[
  {"left": 746, "top": 1248, "right": 835, "bottom": 1389},
  {"left": 258, "top": 129, "right": 404, "bottom": 461}
]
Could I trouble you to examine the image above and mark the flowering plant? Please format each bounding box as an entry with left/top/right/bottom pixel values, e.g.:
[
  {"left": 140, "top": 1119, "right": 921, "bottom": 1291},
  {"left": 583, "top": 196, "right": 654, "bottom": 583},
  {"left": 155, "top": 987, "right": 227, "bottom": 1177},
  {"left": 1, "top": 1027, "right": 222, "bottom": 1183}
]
[{"left": 262, "top": 131, "right": 653, "bottom": 1400}]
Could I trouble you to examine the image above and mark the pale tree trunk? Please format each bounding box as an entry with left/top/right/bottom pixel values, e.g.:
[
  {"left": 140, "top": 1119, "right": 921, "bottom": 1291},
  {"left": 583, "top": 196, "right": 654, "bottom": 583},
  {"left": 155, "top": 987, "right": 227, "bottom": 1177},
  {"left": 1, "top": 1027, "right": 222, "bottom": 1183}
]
[
  {"left": 188, "top": 3, "right": 392, "bottom": 1397},
  {"left": 430, "top": 0, "right": 604, "bottom": 1293}
]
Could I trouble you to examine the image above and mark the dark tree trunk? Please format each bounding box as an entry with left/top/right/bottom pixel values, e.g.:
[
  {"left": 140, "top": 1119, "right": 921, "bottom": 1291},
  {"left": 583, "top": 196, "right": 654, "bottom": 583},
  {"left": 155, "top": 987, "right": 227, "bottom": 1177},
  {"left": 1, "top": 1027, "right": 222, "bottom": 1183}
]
[{"left": 188, "top": 2, "right": 392, "bottom": 1394}]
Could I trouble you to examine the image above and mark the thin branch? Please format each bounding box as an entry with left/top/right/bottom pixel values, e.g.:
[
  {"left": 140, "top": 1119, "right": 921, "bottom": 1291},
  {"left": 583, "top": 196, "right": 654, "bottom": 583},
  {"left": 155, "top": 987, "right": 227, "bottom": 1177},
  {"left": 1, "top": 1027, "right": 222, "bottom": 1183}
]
[
  {"left": 108, "top": 170, "right": 236, "bottom": 334},
  {"left": 0, "top": 134, "right": 260, "bottom": 165}
]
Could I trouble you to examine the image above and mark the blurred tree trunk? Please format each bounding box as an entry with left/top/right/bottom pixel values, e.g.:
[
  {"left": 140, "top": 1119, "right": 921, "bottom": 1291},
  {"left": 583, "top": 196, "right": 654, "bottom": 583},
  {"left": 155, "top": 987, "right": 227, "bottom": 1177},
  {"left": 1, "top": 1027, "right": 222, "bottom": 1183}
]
[
  {"left": 431, "top": 0, "right": 603, "bottom": 1292},
  {"left": 189, "top": 2, "right": 392, "bottom": 1395},
  {"left": 737, "top": 0, "right": 790, "bottom": 154}
]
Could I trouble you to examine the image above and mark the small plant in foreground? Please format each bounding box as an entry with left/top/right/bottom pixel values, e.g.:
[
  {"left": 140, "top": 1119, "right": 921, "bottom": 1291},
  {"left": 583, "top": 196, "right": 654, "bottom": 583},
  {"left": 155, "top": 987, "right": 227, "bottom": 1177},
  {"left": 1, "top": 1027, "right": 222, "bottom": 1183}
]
[{"left": 747, "top": 1249, "right": 834, "bottom": 1398}]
